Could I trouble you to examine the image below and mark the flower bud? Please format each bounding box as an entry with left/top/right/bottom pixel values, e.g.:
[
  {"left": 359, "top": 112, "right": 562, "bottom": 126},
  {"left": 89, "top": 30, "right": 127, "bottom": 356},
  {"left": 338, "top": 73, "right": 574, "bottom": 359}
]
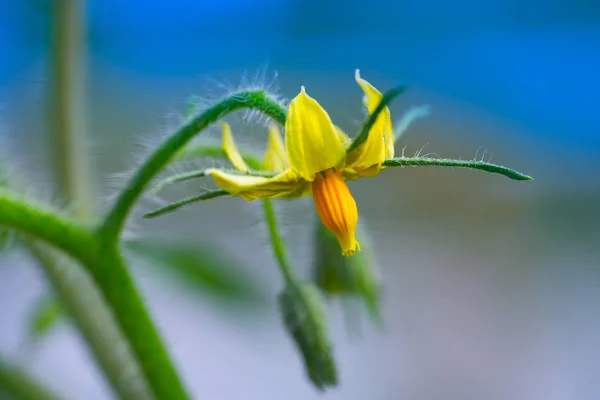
[
  {"left": 313, "top": 218, "right": 382, "bottom": 323},
  {"left": 278, "top": 282, "right": 337, "bottom": 390}
]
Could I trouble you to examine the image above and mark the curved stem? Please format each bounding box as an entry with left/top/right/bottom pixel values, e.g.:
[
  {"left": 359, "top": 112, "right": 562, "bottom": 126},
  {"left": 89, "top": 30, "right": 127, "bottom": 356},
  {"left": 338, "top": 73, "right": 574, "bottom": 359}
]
[
  {"left": 263, "top": 199, "right": 296, "bottom": 285},
  {"left": 382, "top": 157, "right": 533, "bottom": 181},
  {"left": 0, "top": 189, "right": 188, "bottom": 399},
  {"left": 100, "top": 91, "right": 286, "bottom": 242},
  {"left": 0, "top": 189, "right": 96, "bottom": 261}
]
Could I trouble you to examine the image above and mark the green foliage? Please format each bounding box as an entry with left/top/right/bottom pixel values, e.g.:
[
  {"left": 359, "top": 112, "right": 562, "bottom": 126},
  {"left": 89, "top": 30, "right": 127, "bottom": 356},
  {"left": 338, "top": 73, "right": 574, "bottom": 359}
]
[
  {"left": 100, "top": 90, "right": 287, "bottom": 241},
  {"left": 28, "top": 295, "right": 64, "bottom": 340},
  {"left": 0, "top": 357, "right": 62, "bottom": 400},
  {"left": 279, "top": 282, "right": 337, "bottom": 390},
  {"left": 0, "top": 81, "right": 533, "bottom": 399},
  {"left": 125, "top": 240, "right": 267, "bottom": 308}
]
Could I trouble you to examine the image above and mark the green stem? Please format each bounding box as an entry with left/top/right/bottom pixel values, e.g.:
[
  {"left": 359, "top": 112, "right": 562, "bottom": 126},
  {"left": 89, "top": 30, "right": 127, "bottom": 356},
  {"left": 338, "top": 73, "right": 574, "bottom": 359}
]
[
  {"left": 85, "top": 247, "right": 189, "bottom": 400},
  {"left": 48, "top": 2, "right": 155, "bottom": 399},
  {"left": 152, "top": 168, "right": 276, "bottom": 194},
  {"left": 26, "top": 243, "right": 153, "bottom": 400},
  {"left": 51, "top": 0, "right": 93, "bottom": 220},
  {"left": 263, "top": 199, "right": 296, "bottom": 285},
  {"left": 0, "top": 188, "right": 96, "bottom": 261},
  {"left": 145, "top": 155, "right": 532, "bottom": 216},
  {"left": 382, "top": 157, "right": 533, "bottom": 180},
  {"left": 0, "top": 189, "right": 188, "bottom": 399},
  {"left": 0, "top": 356, "right": 63, "bottom": 400},
  {"left": 100, "top": 91, "right": 286, "bottom": 241},
  {"left": 347, "top": 85, "right": 407, "bottom": 154},
  {"left": 144, "top": 190, "right": 229, "bottom": 218},
  {"left": 151, "top": 170, "right": 208, "bottom": 195}
]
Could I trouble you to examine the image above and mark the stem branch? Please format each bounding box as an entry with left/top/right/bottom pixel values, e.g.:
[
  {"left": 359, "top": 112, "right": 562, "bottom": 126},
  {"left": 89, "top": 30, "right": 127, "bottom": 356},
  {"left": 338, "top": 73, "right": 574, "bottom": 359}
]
[
  {"left": 100, "top": 91, "right": 286, "bottom": 241},
  {"left": 263, "top": 199, "right": 296, "bottom": 285}
]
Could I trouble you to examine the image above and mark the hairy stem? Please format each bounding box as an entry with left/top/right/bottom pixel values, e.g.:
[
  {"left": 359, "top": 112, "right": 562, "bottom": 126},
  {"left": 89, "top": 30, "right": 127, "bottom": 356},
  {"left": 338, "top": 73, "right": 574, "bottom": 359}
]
[
  {"left": 100, "top": 91, "right": 286, "bottom": 241},
  {"left": 85, "top": 247, "right": 189, "bottom": 400},
  {"left": 26, "top": 243, "right": 153, "bottom": 400},
  {"left": 0, "top": 189, "right": 96, "bottom": 261},
  {"left": 382, "top": 157, "right": 533, "bottom": 180},
  {"left": 0, "top": 189, "right": 188, "bottom": 399},
  {"left": 144, "top": 190, "right": 229, "bottom": 218},
  {"left": 144, "top": 155, "right": 532, "bottom": 217},
  {"left": 263, "top": 199, "right": 296, "bottom": 285}
]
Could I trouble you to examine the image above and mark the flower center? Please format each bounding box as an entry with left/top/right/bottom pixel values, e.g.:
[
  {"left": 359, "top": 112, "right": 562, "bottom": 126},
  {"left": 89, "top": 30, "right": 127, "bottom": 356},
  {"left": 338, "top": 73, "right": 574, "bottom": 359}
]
[{"left": 312, "top": 169, "right": 360, "bottom": 256}]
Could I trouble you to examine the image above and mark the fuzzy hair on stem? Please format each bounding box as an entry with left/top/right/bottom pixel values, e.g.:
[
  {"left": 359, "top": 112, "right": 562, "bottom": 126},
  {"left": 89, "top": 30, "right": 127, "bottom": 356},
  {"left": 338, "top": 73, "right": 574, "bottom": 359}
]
[{"left": 100, "top": 90, "right": 287, "bottom": 242}]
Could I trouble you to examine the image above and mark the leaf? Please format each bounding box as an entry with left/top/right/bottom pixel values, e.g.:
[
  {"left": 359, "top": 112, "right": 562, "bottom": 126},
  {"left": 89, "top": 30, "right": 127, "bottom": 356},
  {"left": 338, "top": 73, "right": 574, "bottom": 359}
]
[
  {"left": 28, "top": 295, "right": 64, "bottom": 340},
  {"left": 124, "top": 240, "right": 267, "bottom": 309}
]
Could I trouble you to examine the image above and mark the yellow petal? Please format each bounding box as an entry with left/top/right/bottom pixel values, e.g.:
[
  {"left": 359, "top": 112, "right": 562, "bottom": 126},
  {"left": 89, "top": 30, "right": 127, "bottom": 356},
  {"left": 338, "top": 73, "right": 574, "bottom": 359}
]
[
  {"left": 207, "top": 168, "right": 306, "bottom": 201},
  {"left": 334, "top": 125, "right": 352, "bottom": 149},
  {"left": 346, "top": 70, "right": 394, "bottom": 175},
  {"left": 221, "top": 122, "right": 249, "bottom": 172},
  {"left": 285, "top": 87, "right": 346, "bottom": 181},
  {"left": 263, "top": 123, "right": 289, "bottom": 172}
]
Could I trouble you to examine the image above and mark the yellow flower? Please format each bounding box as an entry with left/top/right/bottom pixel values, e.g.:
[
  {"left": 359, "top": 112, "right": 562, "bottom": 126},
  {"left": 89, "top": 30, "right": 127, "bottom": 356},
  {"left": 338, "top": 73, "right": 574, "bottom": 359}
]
[{"left": 207, "top": 70, "right": 394, "bottom": 256}]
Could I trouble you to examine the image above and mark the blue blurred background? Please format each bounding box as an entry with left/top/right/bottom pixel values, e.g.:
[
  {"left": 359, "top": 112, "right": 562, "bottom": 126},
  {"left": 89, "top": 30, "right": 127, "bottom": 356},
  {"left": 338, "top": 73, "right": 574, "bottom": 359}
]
[{"left": 1, "top": 1, "right": 600, "bottom": 399}]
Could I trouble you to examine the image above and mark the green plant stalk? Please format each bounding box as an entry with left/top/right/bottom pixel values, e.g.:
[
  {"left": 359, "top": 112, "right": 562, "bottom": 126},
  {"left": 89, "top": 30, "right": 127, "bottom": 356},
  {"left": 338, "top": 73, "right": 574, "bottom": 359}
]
[
  {"left": 144, "top": 190, "right": 229, "bottom": 218},
  {"left": 142, "top": 154, "right": 532, "bottom": 217},
  {"left": 262, "top": 199, "right": 296, "bottom": 285},
  {"left": 51, "top": 0, "right": 93, "bottom": 220},
  {"left": 85, "top": 246, "right": 188, "bottom": 400},
  {"left": 0, "top": 189, "right": 187, "bottom": 399},
  {"left": 46, "top": 2, "right": 156, "bottom": 399},
  {"left": 100, "top": 91, "right": 286, "bottom": 241},
  {"left": 0, "top": 356, "right": 62, "bottom": 400},
  {"left": 150, "top": 170, "right": 208, "bottom": 194},
  {"left": 0, "top": 178, "right": 150, "bottom": 398},
  {"left": 26, "top": 242, "right": 153, "bottom": 400},
  {"left": 382, "top": 157, "right": 533, "bottom": 180},
  {"left": 0, "top": 90, "right": 289, "bottom": 400},
  {"left": 0, "top": 189, "right": 95, "bottom": 261}
]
